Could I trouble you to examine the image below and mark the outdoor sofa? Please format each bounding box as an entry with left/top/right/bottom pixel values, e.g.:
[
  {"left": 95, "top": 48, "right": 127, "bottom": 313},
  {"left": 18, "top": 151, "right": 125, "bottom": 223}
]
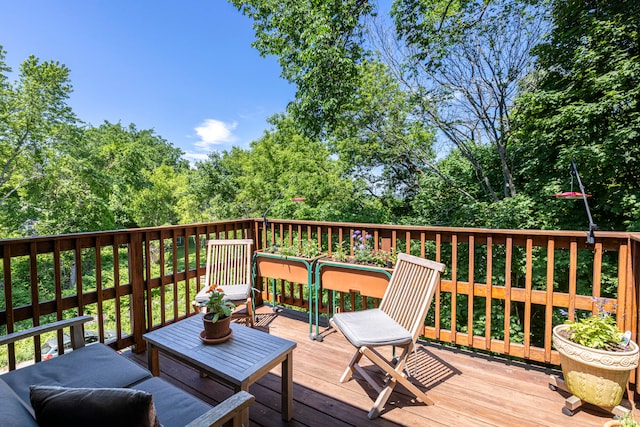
[{"left": 0, "top": 316, "right": 254, "bottom": 427}]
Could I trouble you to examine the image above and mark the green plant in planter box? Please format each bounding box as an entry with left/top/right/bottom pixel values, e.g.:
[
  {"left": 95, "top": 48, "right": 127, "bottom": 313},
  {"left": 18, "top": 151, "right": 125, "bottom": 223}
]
[
  {"left": 351, "top": 231, "right": 397, "bottom": 268},
  {"left": 331, "top": 241, "right": 349, "bottom": 262},
  {"left": 265, "top": 241, "right": 322, "bottom": 258},
  {"left": 561, "top": 298, "right": 629, "bottom": 351},
  {"left": 205, "top": 286, "right": 235, "bottom": 322}
]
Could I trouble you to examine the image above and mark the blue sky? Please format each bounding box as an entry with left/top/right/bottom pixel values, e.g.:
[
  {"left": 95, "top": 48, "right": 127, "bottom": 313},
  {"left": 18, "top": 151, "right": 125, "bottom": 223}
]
[{"left": 0, "top": 1, "right": 295, "bottom": 163}]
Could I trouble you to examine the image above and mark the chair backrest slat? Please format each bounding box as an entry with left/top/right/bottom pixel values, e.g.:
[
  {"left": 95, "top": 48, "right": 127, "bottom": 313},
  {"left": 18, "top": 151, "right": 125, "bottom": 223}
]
[
  {"left": 204, "top": 239, "right": 253, "bottom": 287},
  {"left": 379, "top": 253, "right": 445, "bottom": 341}
]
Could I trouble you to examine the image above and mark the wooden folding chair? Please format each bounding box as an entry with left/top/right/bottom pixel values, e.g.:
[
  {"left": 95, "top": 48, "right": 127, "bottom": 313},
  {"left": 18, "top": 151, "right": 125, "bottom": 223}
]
[
  {"left": 329, "top": 253, "right": 445, "bottom": 419},
  {"left": 193, "top": 239, "right": 256, "bottom": 327}
]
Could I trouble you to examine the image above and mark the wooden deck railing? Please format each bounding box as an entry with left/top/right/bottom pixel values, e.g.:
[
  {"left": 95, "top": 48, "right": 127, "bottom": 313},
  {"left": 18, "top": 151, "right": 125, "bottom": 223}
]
[{"left": 1, "top": 218, "right": 639, "bottom": 391}]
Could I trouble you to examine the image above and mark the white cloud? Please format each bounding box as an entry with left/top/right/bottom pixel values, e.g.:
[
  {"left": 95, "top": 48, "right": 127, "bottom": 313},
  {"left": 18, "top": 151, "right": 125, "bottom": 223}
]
[{"left": 193, "top": 119, "right": 238, "bottom": 150}]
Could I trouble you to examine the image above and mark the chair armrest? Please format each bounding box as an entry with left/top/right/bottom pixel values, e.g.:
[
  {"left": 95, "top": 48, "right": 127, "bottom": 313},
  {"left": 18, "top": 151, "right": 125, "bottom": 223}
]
[
  {"left": 0, "top": 315, "right": 93, "bottom": 349},
  {"left": 185, "top": 390, "right": 255, "bottom": 427}
]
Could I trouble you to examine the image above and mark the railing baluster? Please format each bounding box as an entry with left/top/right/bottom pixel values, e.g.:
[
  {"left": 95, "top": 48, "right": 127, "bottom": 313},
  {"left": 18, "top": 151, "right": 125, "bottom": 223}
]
[
  {"left": 451, "top": 233, "right": 458, "bottom": 344},
  {"left": 467, "top": 234, "right": 475, "bottom": 347},
  {"left": 3, "top": 245, "right": 15, "bottom": 370},
  {"left": 504, "top": 236, "right": 512, "bottom": 354},
  {"left": 29, "top": 242, "right": 41, "bottom": 361},
  {"left": 485, "top": 235, "right": 493, "bottom": 350},
  {"left": 524, "top": 237, "right": 533, "bottom": 359},
  {"left": 544, "top": 237, "right": 555, "bottom": 363},
  {"left": 95, "top": 236, "right": 104, "bottom": 343}
]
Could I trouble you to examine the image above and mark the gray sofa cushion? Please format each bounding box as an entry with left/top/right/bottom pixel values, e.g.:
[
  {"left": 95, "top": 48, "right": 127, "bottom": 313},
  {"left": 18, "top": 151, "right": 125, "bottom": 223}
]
[
  {"left": 331, "top": 308, "right": 412, "bottom": 347},
  {"left": 133, "top": 377, "right": 213, "bottom": 427},
  {"left": 1, "top": 344, "right": 152, "bottom": 404},
  {"left": 30, "top": 385, "right": 160, "bottom": 427},
  {"left": 0, "top": 378, "right": 38, "bottom": 427}
]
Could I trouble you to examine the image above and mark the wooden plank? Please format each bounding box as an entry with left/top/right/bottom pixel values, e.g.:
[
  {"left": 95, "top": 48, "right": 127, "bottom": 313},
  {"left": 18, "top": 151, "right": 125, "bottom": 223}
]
[
  {"left": 129, "top": 232, "right": 146, "bottom": 353},
  {"left": 450, "top": 234, "right": 457, "bottom": 344},
  {"left": 467, "top": 234, "right": 474, "bottom": 347},
  {"left": 504, "top": 236, "right": 512, "bottom": 354},
  {"left": 485, "top": 236, "right": 493, "bottom": 350},
  {"left": 524, "top": 237, "right": 533, "bottom": 359},
  {"left": 544, "top": 238, "right": 555, "bottom": 363}
]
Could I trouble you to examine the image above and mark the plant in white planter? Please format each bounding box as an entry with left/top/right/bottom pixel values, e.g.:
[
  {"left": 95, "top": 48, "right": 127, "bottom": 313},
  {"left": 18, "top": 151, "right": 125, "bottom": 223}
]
[{"left": 551, "top": 298, "right": 639, "bottom": 416}]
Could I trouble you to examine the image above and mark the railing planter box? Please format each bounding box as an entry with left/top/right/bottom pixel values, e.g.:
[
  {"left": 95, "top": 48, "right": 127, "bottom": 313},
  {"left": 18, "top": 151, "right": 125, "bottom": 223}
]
[
  {"left": 253, "top": 250, "right": 324, "bottom": 285},
  {"left": 253, "top": 250, "right": 325, "bottom": 337},
  {"left": 311, "top": 258, "right": 393, "bottom": 341},
  {"left": 551, "top": 324, "right": 639, "bottom": 416}
]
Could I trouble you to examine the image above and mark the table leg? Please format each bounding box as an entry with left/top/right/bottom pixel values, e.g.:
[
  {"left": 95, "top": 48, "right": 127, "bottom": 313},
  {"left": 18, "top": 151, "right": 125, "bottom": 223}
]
[
  {"left": 147, "top": 344, "right": 159, "bottom": 376},
  {"left": 282, "top": 351, "right": 293, "bottom": 421}
]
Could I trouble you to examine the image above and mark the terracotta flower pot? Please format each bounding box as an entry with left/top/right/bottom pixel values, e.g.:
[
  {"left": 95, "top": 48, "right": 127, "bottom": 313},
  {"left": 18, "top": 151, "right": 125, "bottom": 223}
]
[
  {"left": 203, "top": 314, "right": 232, "bottom": 340},
  {"left": 553, "top": 324, "right": 639, "bottom": 408}
]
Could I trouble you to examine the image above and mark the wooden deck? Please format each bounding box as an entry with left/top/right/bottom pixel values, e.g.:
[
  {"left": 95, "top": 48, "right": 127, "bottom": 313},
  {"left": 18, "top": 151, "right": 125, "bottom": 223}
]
[{"left": 126, "top": 307, "right": 629, "bottom": 426}]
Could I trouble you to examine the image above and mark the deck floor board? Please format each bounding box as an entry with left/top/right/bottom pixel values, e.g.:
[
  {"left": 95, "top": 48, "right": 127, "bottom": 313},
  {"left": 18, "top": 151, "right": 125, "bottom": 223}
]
[{"left": 126, "top": 307, "right": 625, "bottom": 426}]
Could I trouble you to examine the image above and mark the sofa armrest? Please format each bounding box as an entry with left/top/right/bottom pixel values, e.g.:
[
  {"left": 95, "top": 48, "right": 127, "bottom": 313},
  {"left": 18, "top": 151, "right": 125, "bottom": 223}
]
[
  {"left": 0, "top": 315, "right": 93, "bottom": 349},
  {"left": 185, "top": 390, "right": 255, "bottom": 427}
]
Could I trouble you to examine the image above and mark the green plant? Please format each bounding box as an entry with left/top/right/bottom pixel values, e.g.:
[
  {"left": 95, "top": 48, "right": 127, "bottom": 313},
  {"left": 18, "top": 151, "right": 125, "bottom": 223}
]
[
  {"left": 204, "top": 286, "right": 235, "bottom": 323},
  {"left": 331, "top": 241, "right": 348, "bottom": 262},
  {"left": 264, "top": 241, "right": 322, "bottom": 258},
  {"left": 371, "top": 248, "right": 397, "bottom": 268},
  {"left": 300, "top": 240, "right": 322, "bottom": 258},
  {"left": 561, "top": 298, "right": 628, "bottom": 351},
  {"left": 617, "top": 412, "right": 640, "bottom": 427},
  {"left": 351, "top": 230, "right": 396, "bottom": 267}
]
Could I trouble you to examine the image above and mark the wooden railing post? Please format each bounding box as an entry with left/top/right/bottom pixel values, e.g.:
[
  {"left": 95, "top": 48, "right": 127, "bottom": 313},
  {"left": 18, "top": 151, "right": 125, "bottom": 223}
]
[{"left": 129, "top": 231, "right": 146, "bottom": 353}]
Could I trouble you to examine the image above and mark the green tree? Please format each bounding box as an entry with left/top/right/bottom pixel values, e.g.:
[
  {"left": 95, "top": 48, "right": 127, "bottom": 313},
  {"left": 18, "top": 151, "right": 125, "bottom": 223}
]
[
  {"left": 82, "top": 122, "right": 187, "bottom": 228},
  {"left": 513, "top": 0, "right": 640, "bottom": 231},
  {"left": 131, "top": 164, "right": 187, "bottom": 227},
  {"left": 236, "top": 115, "right": 383, "bottom": 223},
  {"left": 390, "top": 0, "right": 547, "bottom": 201},
  {"left": 329, "top": 59, "right": 445, "bottom": 218},
  {"left": 230, "top": 0, "right": 372, "bottom": 137},
  {"left": 20, "top": 124, "right": 116, "bottom": 235},
  {"left": 0, "top": 47, "right": 77, "bottom": 235},
  {"left": 186, "top": 150, "right": 246, "bottom": 221}
]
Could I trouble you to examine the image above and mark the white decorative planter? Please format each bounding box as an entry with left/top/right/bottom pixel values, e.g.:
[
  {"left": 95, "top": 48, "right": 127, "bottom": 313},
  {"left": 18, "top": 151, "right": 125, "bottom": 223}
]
[{"left": 553, "top": 324, "right": 639, "bottom": 408}]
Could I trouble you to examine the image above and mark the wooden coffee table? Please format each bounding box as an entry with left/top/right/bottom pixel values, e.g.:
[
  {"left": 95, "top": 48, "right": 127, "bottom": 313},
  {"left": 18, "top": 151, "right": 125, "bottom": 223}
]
[{"left": 143, "top": 314, "right": 296, "bottom": 424}]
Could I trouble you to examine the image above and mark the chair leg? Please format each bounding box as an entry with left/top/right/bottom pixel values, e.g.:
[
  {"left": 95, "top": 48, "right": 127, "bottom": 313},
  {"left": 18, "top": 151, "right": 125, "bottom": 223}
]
[
  {"left": 340, "top": 349, "right": 364, "bottom": 383},
  {"left": 361, "top": 346, "right": 434, "bottom": 418},
  {"left": 369, "top": 380, "right": 396, "bottom": 419},
  {"left": 247, "top": 297, "right": 255, "bottom": 328}
]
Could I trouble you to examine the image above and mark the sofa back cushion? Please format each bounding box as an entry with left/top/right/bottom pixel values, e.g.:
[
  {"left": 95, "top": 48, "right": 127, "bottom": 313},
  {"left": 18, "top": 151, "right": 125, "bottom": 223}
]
[
  {"left": 30, "top": 385, "right": 160, "bottom": 427},
  {"left": 0, "top": 344, "right": 151, "bottom": 404},
  {"left": 0, "top": 379, "right": 39, "bottom": 427}
]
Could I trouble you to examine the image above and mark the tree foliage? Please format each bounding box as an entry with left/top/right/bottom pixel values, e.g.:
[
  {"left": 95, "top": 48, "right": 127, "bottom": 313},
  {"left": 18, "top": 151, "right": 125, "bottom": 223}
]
[
  {"left": 390, "top": 0, "right": 547, "bottom": 201},
  {"left": 0, "top": 46, "right": 76, "bottom": 208},
  {"left": 230, "top": 0, "right": 373, "bottom": 137},
  {"left": 513, "top": 0, "right": 640, "bottom": 231},
  {"left": 2, "top": 0, "right": 639, "bottom": 238}
]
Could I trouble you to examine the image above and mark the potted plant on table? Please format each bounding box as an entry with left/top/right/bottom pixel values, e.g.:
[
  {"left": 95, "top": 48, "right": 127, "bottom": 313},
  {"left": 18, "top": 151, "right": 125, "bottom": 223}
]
[
  {"left": 202, "top": 286, "right": 235, "bottom": 341},
  {"left": 552, "top": 298, "right": 639, "bottom": 414}
]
